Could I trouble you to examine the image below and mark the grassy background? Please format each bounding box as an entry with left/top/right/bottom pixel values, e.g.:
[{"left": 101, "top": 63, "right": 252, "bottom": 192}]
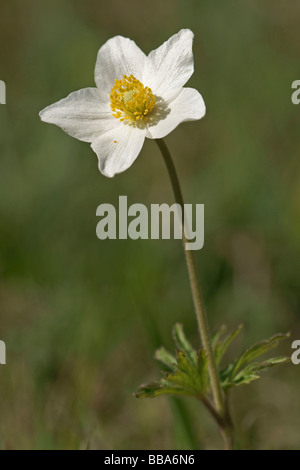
[{"left": 0, "top": 0, "right": 300, "bottom": 449}]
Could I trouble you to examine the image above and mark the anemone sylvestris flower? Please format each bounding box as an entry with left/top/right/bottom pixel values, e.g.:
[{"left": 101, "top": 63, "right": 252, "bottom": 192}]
[{"left": 39, "top": 29, "right": 206, "bottom": 177}]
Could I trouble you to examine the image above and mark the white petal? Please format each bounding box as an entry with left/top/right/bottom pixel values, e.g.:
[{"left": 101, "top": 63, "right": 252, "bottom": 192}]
[
  {"left": 147, "top": 88, "right": 205, "bottom": 140},
  {"left": 95, "top": 36, "right": 147, "bottom": 95},
  {"left": 39, "top": 88, "right": 118, "bottom": 142},
  {"left": 144, "top": 29, "right": 194, "bottom": 101},
  {"left": 91, "top": 125, "right": 146, "bottom": 177}
]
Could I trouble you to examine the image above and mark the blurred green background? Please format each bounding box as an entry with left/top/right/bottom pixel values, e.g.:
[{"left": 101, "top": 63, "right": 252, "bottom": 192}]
[{"left": 0, "top": 0, "right": 299, "bottom": 450}]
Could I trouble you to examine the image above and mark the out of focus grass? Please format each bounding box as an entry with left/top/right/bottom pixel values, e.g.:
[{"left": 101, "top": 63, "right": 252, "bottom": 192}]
[{"left": 0, "top": 0, "right": 299, "bottom": 449}]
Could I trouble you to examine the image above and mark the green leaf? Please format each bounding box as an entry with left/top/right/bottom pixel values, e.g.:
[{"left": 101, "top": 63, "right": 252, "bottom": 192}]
[
  {"left": 222, "top": 356, "right": 290, "bottom": 390},
  {"left": 135, "top": 324, "right": 290, "bottom": 401},
  {"left": 136, "top": 348, "right": 207, "bottom": 400},
  {"left": 134, "top": 382, "right": 191, "bottom": 399},
  {"left": 255, "top": 356, "right": 290, "bottom": 369},
  {"left": 214, "top": 324, "right": 243, "bottom": 365},
  {"left": 155, "top": 347, "right": 177, "bottom": 370},
  {"left": 211, "top": 325, "right": 227, "bottom": 348},
  {"left": 219, "top": 363, "right": 235, "bottom": 389},
  {"left": 176, "top": 351, "right": 202, "bottom": 391},
  {"left": 231, "top": 332, "right": 290, "bottom": 378},
  {"left": 163, "top": 371, "right": 198, "bottom": 394},
  {"left": 237, "top": 356, "right": 290, "bottom": 376},
  {"left": 172, "top": 323, "right": 197, "bottom": 366},
  {"left": 231, "top": 371, "right": 260, "bottom": 386}
]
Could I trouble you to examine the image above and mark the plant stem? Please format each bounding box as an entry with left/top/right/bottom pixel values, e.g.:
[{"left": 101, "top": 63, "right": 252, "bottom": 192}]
[{"left": 155, "top": 138, "right": 234, "bottom": 450}]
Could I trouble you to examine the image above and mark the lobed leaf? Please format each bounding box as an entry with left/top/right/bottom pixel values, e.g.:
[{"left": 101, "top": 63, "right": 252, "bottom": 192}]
[{"left": 135, "top": 324, "right": 290, "bottom": 401}]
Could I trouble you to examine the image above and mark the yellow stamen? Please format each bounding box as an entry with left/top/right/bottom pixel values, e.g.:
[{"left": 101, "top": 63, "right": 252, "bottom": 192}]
[{"left": 110, "top": 75, "right": 155, "bottom": 123}]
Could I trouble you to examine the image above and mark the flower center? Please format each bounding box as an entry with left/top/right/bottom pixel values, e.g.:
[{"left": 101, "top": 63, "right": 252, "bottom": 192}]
[{"left": 110, "top": 75, "right": 155, "bottom": 123}]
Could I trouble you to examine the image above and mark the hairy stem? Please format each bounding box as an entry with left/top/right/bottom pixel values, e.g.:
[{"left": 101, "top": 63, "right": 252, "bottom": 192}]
[{"left": 155, "top": 138, "right": 234, "bottom": 450}]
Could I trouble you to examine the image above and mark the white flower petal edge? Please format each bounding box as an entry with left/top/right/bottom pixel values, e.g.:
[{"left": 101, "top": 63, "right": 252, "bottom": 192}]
[
  {"left": 39, "top": 88, "right": 119, "bottom": 143},
  {"left": 91, "top": 125, "right": 146, "bottom": 178},
  {"left": 95, "top": 36, "right": 147, "bottom": 97},
  {"left": 144, "top": 29, "right": 194, "bottom": 102},
  {"left": 146, "top": 88, "right": 206, "bottom": 140}
]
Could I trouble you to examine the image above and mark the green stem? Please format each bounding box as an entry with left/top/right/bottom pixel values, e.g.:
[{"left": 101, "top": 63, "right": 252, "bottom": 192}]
[{"left": 155, "top": 138, "right": 234, "bottom": 450}]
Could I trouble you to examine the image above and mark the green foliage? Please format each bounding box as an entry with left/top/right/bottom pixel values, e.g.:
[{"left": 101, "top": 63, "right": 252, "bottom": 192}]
[{"left": 135, "top": 323, "right": 290, "bottom": 401}]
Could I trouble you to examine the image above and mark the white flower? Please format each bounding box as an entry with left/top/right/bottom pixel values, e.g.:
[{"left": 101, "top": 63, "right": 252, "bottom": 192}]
[{"left": 39, "top": 29, "right": 206, "bottom": 178}]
